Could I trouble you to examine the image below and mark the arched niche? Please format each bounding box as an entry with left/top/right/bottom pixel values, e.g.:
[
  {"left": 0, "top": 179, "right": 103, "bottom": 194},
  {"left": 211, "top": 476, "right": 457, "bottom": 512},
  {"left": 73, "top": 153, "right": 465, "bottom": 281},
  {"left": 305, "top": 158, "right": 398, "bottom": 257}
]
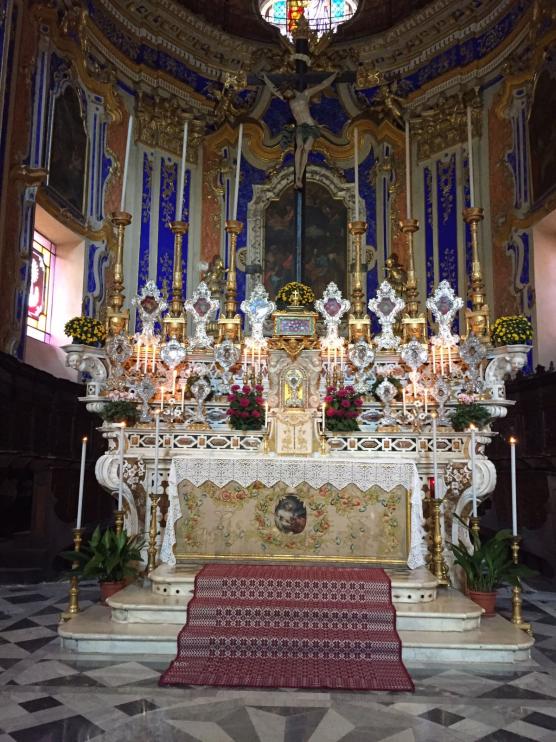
[{"left": 245, "top": 164, "right": 362, "bottom": 301}]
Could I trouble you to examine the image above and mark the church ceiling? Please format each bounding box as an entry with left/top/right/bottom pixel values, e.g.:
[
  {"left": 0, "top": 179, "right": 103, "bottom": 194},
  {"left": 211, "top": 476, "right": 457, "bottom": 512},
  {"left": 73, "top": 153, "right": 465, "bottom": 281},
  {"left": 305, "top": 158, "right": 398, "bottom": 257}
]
[{"left": 173, "top": 0, "right": 435, "bottom": 42}]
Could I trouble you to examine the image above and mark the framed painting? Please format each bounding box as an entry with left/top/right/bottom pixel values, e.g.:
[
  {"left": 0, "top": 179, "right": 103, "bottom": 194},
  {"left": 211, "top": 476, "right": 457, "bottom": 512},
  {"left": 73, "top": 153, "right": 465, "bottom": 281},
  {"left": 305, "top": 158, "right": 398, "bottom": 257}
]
[
  {"left": 263, "top": 181, "right": 348, "bottom": 300},
  {"left": 529, "top": 66, "right": 556, "bottom": 206},
  {"left": 47, "top": 85, "right": 88, "bottom": 216}
]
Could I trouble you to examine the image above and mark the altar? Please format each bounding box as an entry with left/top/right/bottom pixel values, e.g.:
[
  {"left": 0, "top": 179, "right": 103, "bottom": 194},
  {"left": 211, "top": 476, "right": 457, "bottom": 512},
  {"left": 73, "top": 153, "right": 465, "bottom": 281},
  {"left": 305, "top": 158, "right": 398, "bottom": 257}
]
[{"left": 161, "top": 454, "right": 424, "bottom": 568}]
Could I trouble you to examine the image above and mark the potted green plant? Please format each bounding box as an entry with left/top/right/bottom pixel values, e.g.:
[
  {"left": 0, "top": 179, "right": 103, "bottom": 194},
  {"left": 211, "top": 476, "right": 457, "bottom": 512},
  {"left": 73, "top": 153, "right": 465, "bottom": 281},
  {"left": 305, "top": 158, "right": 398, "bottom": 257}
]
[
  {"left": 62, "top": 526, "right": 145, "bottom": 604},
  {"left": 451, "top": 526, "right": 533, "bottom": 616},
  {"left": 100, "top": 400, "right": 139, "bottom": 426},
  {"left": 64, "top": 316, "right": 107, "bottom": 346},
  {"left": 450, "top": 402, "right": 491, "bottom": 432}
]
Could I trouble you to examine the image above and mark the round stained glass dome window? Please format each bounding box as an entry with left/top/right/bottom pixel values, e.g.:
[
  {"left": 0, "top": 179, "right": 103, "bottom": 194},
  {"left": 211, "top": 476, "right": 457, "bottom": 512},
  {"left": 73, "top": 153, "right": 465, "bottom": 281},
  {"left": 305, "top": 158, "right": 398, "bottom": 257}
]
[{"left": 259, "top": 0, "right": 359, "bottom": 37}]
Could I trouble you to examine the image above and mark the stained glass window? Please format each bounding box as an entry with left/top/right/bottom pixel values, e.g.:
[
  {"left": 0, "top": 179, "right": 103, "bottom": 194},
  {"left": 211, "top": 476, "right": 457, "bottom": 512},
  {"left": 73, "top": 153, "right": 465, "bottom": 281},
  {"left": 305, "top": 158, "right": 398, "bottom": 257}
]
[
  {"left": 27, "top": 231, "right": 55, "bottom": 342},
  {"left": 260, "top": 0, "right": 358, "bottom": 36}
]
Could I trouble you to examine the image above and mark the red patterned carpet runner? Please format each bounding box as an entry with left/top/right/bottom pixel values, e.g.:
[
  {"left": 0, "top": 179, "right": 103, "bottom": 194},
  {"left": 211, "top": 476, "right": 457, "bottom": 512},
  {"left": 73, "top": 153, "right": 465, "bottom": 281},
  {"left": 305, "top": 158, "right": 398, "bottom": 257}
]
[{"left": 160, "top": 564, "right": 414, "bottom": 691}]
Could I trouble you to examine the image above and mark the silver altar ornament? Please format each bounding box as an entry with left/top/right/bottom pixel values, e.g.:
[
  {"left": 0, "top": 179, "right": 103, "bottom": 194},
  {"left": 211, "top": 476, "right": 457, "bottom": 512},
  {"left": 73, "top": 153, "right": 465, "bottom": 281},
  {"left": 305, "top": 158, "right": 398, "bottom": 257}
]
[
  {"left": 368, "top": 281, "right": 405, "bottom": 350},
  {"left": 184, "top": 282, "right": 219, "bottom": 349},
  {"left": 160, "top": 337, "right": 187, "bottom": 369},
  {"left": 315, "top": 283, "right": 351, "bottom": 343},
  {"left": 459, "top": 332, "right": 487, "bottom": 394},
  {"left": 376, "top": 378, "right": 399, "bottom": 427},
  {"left": 133, "top": 376, "right": 156, "bottom": 423},
  {"left": 241, "top": 283, "right": 275, "bottom": 344},
  {"left": 400, "top": 339, "right": 428, "bottom": 371},
  {"left": 426, "top": 280, "right": 463, "bottom": 347},
  {"left": 188, "top": 377, "right": 212, "bottom": 426},
  {"left": 348, "top": 339, "right": 375, "bottom": 394},
  {"left": 132, "top": 280, "right": 168, "bottom": 339},
  {"left": 106, "top": 332, "right": 132, "bottom": 364},
  {"left": 432, "top": 376, "right": 452, "bottom": 426},
  {"left": 214, "top": 339, "right": 240, "bottom": 392}
]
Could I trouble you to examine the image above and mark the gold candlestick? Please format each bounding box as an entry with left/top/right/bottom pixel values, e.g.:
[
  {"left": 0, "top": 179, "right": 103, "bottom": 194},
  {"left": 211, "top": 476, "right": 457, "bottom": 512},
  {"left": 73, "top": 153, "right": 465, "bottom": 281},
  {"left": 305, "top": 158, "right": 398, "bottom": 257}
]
[
  {"left": 319, "top": 432, "right": 328, "bottom": 455},
  {"left": 165, "top": 220, "right": 189, "bottom": 341},
  {"left": 219, "top": 220, "right": 243, "bottom": 342},
  {"left": 463, "top": 207, "right": 490, "bottom": 341},
  {"left": 106, "top": 211, "right": 132, "bottom": 336},
  {"left": 469, "top": 515, "right": 481, "bottom": 543},
  {"left": 146, "top": 494, "right": 161, "bottom": 574},
  {"left": 399, "top": 218, "right": 427, "bottom": 343},
  {"left": 61, "top": 528, "right": 84, "bottom": 621},
  {"left": 510, "top": 535, "right": 532, "bottom": 635},
  {"left": 430, "top": 498, "right": 450, "bottom": 586},
  {"left": 348, "top": 221, "right": 371, "bottom": 341},
  {"left": 114, "top": 509, "right": 125, "bottom": 536}
]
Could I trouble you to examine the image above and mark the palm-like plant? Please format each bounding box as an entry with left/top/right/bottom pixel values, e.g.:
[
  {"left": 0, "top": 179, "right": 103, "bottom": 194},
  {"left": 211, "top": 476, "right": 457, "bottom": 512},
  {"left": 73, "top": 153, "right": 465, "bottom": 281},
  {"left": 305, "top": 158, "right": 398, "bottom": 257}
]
[
  {"left": 451, "top": 527, "right": 534, "bottom": 593},
  {"left": 62, "top": 526, "right": 144, "bottom": 582}
]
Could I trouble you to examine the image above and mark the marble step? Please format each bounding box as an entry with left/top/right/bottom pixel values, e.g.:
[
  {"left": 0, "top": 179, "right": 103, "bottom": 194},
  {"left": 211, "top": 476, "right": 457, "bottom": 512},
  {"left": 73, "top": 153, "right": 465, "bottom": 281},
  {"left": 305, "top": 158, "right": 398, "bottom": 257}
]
[
  {"left": 149, "top": 564, "right": 439, "bottom": 604},
  {"left": 59, "top": 606, "right": 533, "bottom": 663},
  {"left": 109, "top": 584, "right": 481, "bottom": 632}
]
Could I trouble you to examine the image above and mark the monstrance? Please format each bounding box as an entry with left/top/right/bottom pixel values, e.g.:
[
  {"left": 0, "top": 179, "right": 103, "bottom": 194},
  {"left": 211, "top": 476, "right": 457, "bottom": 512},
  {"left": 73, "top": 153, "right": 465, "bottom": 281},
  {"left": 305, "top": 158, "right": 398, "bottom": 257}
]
[
  {"left": 160, "top": 338, "right": 187, "bottom": 369},
  {"left": 132, "top": 280, "right": 168, "bottom": 340},
  {"left": 241, "top": 283, "right": 275, "bottom": 345},
  {"left": 426, "top": 280, "right": 463, "bottom": 347},
  {"left": 368, "top": 281, "right": 405, "bottom": 350},
  {"left": 348, "top": 339, "right": 375, "bottom": 393},
  {"left": 214, "top": 339, "right": 240, "bottom": 392},
  {"left": 459, "top": 332, "right": 487, "bottom": 394},
  {"left": 315, "top": 282, "right": 351, "bottom": 350}
]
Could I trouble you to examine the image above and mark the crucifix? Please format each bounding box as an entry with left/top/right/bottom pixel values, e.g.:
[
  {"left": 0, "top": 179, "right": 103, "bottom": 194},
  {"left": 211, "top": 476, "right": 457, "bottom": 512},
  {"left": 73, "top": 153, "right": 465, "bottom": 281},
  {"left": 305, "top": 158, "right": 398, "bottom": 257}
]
[{"left": 247, "top": 15, "right": 353, "bottom": 282}]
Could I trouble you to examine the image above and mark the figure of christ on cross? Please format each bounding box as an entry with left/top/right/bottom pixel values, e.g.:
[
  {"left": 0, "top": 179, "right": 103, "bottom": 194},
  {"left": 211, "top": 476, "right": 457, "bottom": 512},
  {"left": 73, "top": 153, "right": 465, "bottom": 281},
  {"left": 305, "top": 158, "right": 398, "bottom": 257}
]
[{"left": 261, "top": 71, "right": 337, "bottom": 189}]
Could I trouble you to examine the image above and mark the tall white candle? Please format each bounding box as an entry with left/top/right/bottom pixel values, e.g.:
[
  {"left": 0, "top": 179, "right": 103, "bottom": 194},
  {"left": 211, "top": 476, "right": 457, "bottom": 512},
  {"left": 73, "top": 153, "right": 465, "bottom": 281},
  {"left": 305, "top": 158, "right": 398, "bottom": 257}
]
[
  {"left": 432, "top": 415, "right": 439, "bottom": 499},
  {"left": 176, "top": 119, "right": 189, "bottom": 221},
  {"left": 466, "top": 105, "right": 475, "bottom": 208},
  {"left": 424, "top": 389, "right": 428, "bottom": 416},
  {"left": 405, "top": 118, "right": 411, "bottom": 218},
  {"left": 160, "top": 386, "right": 165, "bottom": 411},
  {"left": 510, "top": 436, "right": 517, "bottom": 536},
  {"left": 118, "top": 424, "right": 125, "bottom": 511},
  {"left": 76, "top": 436, "right": 87, "bottom": 529},
  {"left": 322, "top": 402, "right": 326, "bottom": 429},
  {"left": 154, "top": 411, "right": 161, "bottom": 497},
  {"left": 172, "top": 370, "right": 177, "bottom": 398},
  {"left": 354, "top": 126, "right": 360, "bottom": 221},
  {"left": 120, "top": 115, "right": 133, "bottom": 212},
  {"left": 265, "top": 402, "right": 269, "bottom": 430},
  {"left": 470, "top": 426, "right": 477, "bottom": 517},
  {"left": 402, "top": 387, "right": 407, "bottom": 416},
  {"left": 181, "top": 383, "right": 185, "bottom": 411},
  {"left": 232, "top": 123, "right": 243, "bottom": 221},
  {"left": 135, "top": 340, "right": 141, "bottom": 371}
]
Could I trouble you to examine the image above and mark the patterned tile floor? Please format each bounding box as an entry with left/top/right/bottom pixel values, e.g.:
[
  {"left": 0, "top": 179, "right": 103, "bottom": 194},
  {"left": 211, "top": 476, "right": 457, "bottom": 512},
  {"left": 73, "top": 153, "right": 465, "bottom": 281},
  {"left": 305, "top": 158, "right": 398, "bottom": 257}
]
[{"left": 0, "top": 581, "right": 556, "bottom": 741}]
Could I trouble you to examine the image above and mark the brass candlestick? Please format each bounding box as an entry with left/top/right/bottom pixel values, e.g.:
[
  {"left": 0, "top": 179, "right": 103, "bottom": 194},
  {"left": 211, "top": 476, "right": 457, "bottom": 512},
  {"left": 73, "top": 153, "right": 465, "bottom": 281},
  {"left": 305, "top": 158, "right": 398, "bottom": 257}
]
[
  {"left": 146, "top": 494, "right": 161, "bottom": 574},
  {"left": 430, "top": 498, "right": 450, "bottom": 586},
  {"left": 61, "top": 528, "right": 84, "bottom": 621},
  {"left": 469, "top": 515, "right": 481, "bottom": 543},
  {"left": 399, "top": 218, "right": 427, "bottom": 343},
  {"left": 165, "top": 220, "right": 189, "bottom": 341},
  {"left": 348, "top": 221, "right": 371, "bottom": 341},
  {"left": 319, "top": 432, "right": 328, "bottom": 455},
  {"left": 463, "top": 207, "right": 490, "bottom": 341},
  {"left": 510, "top": 535, "right": 532, "bottom": 636},
  {"left": 114, "top": 509, "right": 125, "bottom": 535},
  {"left": 107, "top": 211, "right": 132, "bottom": 336},
  {"left": 219, "top": 220, "right": 243, "bottom": 342}
]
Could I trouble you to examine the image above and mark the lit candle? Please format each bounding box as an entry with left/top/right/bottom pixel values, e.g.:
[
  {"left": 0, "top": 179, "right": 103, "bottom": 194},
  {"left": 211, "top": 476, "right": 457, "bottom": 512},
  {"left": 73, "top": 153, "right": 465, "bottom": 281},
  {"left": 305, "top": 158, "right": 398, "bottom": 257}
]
[
  {"left": 432, "top": 345, "right": 437, "bottom": 374},
  {"left": 160, "top": 386, "right": 165, "bottom": 410},
  {"left": 136, "top": 340, "right": 141, "bottom": 370},
  {"left": 424, "top": 389, "right": 428, "bottom": 416},
  {"left": 466, "top": 105, "right": 475, "bottom": 208},
  {"left": 439, "top": 346, "right": 445, "bottom": 376},
  {"left": 243, "top": 348, "right": 247, "bottom": 372},
  {"left": 144, "top": 344, "right": 148, "bottom": 375},
  {"left": 265, "top": 402, "right": 269, "bottom": 429},
  {"left": 405, "top": 117, "right": 411, "bottom": 218},
  {"left": 181, "top": 383, "right": 185, "bottom": 411},
  {"left": 120, "top": 115, "right": 133, "bottom": 212},
  {"left": 510, "top": 436, "right": 517, "bottom": 536},
  {"left": 176, "top": 118, "right": 189, "bottom": 222},
  {"left": 431, "top": 414, "right": 439, "bottom": 499},
  {"left": 154, "top": 411, "right": 160, "bottom": 497},
  {"left": 76, "top": 436, "right": 87, "bottom": 529},
  {"left": 447, "top": 345, "right": 453, "bottom": 374},
  {"left": 257, "top": 345, "right": 261, "bottom": 369},
  {"left": 172, "top": 370, "right": 177, "bottom": 398},
  {"left": 232, "top": 123, "right": 243, "bottom": 221},
  {"left": 412, "top": 376, "right": 417, "bottom": 398},
  {"left": 152, "top": 344, "right": 156, "bottom": 373},
  {"left": 327, "top": 346, "right": 331, "bottom": 366},
  {"left": 354, "top": 126, "right": 360, "bottom": 222},
  {"left": 470, "top": 425, "right": 477, "bottom": 517},
  {"left": 118, "top": 423, "right": 125, "bottom": 511},
  {"left": 339, "top": 346, "right": 344, "bottom": 372},
  {"left": 322, "top": 402, "right": 326, "bottom": 429},
  {"left": 402, "top": 387, "right": 407, "bottom": 416}
]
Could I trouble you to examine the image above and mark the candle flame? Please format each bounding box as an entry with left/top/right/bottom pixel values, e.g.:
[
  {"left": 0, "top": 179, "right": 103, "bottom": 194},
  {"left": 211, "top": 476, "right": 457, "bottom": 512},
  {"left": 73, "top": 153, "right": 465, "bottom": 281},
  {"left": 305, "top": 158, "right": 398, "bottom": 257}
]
[
  {"left": 82, "top": 436, "right": 88, "bottom": 443},
  {"left": 468, "top": 424, "right": 477, "bottom": 431},
  {"left": 509, "top": 436, "right": 517, "bottom": 444}
]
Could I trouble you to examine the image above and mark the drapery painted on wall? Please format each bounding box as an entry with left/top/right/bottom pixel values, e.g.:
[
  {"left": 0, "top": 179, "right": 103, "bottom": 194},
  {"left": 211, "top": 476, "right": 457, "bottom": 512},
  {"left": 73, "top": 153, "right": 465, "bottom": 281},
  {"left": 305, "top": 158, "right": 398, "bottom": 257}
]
[{"left": 263, "top": 181, "right": 347, "bottom": 299}]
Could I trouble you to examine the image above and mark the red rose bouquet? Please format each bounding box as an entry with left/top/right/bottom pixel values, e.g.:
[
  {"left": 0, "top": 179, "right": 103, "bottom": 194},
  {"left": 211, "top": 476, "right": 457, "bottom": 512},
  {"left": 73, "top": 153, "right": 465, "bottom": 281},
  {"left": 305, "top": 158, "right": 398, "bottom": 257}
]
[
  {"left": 226, "top": 384, "right": 265, "bottom": 431},
  {"left": 323, "top": 385, "right": 363, "bottom": 432}
]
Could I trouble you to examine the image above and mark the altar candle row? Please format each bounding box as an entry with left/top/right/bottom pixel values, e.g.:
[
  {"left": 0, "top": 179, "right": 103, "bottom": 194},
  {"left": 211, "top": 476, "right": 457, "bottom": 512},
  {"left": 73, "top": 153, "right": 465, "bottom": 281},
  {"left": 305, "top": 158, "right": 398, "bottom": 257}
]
[
  {"left": 401, "top": 386, "right": 429, "bottom": 415},
  {"left": 135, "top": 341, "right": 157, "bottom": 373},
  {"left": 431, "top": 345, "right": 453, "bottom": 376}
]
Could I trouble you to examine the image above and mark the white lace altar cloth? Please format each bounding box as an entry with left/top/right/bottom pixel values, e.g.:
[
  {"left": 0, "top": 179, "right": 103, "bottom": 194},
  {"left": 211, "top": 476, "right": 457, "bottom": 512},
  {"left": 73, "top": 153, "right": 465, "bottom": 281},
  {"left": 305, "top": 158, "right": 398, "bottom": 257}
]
[{"left": 160, "top": 455, "right": 425, "bottom": 569}]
